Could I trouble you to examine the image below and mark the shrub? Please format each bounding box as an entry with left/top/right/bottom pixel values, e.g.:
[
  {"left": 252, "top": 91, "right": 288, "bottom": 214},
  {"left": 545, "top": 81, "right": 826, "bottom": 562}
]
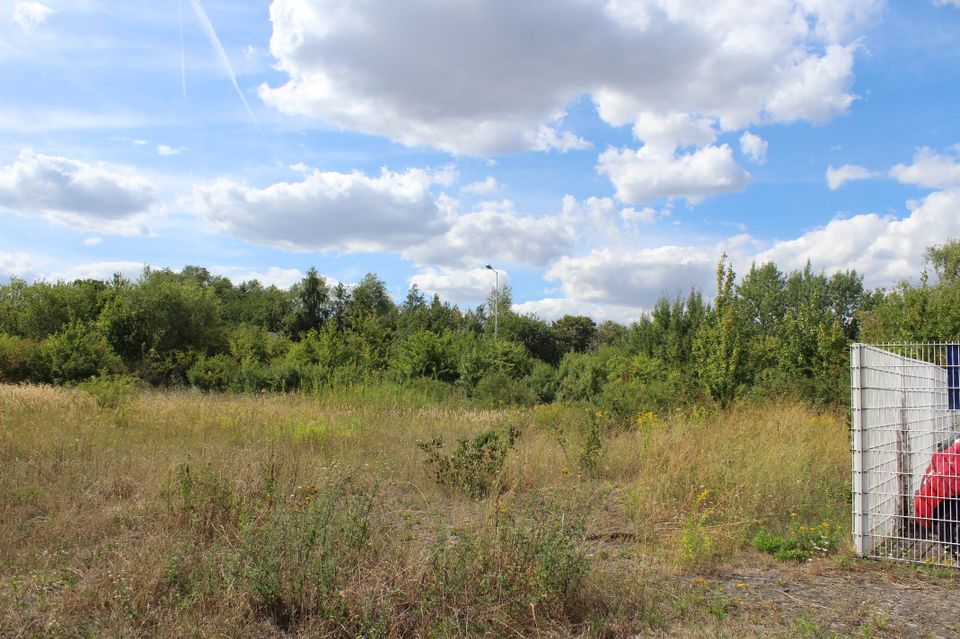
[
  {"left": 0, "top": 333, "right": 47, "bottom": 383},
  {"left": 418, "top": 426, "right": 520, "bottom": 498},
  {"left": 471, "top": 371, "right": 536, "bottom": 408},
  {"left": 44, "top": 321, "right": 123, "bottom": 383},
  {"left": 188, "top": 354, "right": 237, "bottom": 391},
  {"left": 77, "top": 373, "right": 140, "bottom": 410}
]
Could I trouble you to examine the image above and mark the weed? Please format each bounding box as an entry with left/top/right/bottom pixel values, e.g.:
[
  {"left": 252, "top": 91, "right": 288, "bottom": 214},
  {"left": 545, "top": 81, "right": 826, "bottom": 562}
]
[
  {"left": 678, "top": 490, "right": 719, "bottom": 569},
  {"left": 418, "top": 426, "right": 520, "bottom": 498},
  {"left": 753, "top": 515, "right": 839, "bottom": 562}
]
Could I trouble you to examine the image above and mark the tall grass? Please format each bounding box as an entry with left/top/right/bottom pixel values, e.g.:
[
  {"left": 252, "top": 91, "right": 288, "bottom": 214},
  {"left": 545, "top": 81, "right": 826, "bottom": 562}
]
[{"left": 0, "top": 384, "right": 850, "bottom": 636}]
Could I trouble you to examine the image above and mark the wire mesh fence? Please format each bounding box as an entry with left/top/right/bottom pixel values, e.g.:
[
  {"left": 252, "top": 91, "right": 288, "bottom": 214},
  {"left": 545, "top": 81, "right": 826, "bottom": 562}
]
[{"left": 851, "top": 343, "right": 960, "bottom": 565}]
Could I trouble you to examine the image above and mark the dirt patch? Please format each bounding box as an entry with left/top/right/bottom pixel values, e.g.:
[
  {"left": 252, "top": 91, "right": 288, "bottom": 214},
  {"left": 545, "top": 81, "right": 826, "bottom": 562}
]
[{"left": 708, "top": 553, "right": 960, "bottom": 638}]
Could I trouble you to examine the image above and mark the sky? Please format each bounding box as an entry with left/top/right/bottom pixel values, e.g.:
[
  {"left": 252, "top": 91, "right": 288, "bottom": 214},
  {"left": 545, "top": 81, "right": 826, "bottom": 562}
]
[{"left": 1, "top": 0, "right": 959, "bottom": 323}]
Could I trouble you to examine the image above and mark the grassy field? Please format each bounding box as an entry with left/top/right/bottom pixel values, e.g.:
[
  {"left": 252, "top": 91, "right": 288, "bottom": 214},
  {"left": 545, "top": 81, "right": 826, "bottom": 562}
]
[{"left": 0, "top": 383, "right": 864, "bottom": 637}]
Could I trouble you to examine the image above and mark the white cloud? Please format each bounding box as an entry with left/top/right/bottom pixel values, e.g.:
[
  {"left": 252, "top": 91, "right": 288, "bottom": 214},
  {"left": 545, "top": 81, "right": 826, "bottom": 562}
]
[
  {"left": 889, "top": 147, "right": 960, "bottom": 189},
  {"left": 11, "top": 0, "right": 53, "bottom": 30},
  {"left": 545, "top": 245, "right": 720, "bottom": 307},
  {"left": 405, "top": 199, "right": 573, "bottom": 269},
  {"left": 190, "top": 167, "right": 448, "bottom": 253},
  {"left": 0, "top": 250, "right": 41, "bottom": 281},
  {"left": 461, "top": 176, "right": 500, "bottom": 196},
  {"left": 739, "top": 131, "right": 769, "bottom": 164},
  {"left": 211, "top": 265, "right": 306, "bottom": 289},
  {"left": 757, "top": 187, "right": 960, "bottom": 287},
  {"left": 157, "top": 144, "right": 187, "bottom": 156},
  {"left": 597, "top": 144, "right": 750, "bottom": 204},
  {"left": 410, "top": 266, "right": 510, "bottom": 306},
  {"left": 513, "top": 297, "right": 642, "bottom": 324},
  {"left": 561, "top": 195, "right": 667, "bottom": 239},
  {"left": 631, "top": 111, "right": 717, "bottom": 151},
  {"left": 47, "top": 261, "right": 148, "bottom": 283},
  {"left": 934, "top": 0, "right": 960, "bottom": 8},
  {"left": 260, "top": 0, "right": 874, "bottom": 155},
  {"left": 826, "top": 163, "right": 876, "bottom": 190},
  {"left": 0, "top": 148, "right": 159, "bottom": 235},
  {"left": 83, "top": 237, "right": 102, "bottom": 246}
]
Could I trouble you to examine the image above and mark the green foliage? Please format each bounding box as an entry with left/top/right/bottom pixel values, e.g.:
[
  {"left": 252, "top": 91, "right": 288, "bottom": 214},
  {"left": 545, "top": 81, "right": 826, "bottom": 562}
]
[
  {"left": 418, "top": 426, "right": 520, "bottom": 498},
  {"left": 925, "top": 239, "right": 960, "bottom": 284},
  {"left": 525, "top": 360, "right": 559, "bottom": 403},
  {"left": 77, "top": 373, "right": 140, "bottom": 410},
  {"left": 471, "top": 371, "right": 536, "bottom": 408},
  {"left": 599, "top": 352, "right": 683, "bottom": 417},
  {"left": 693, "top": 256, "right": 745, "bottom": 406},
  {"left": 391, "top": 329, "right": 463, "bottom": 383},
  {"left": 0, "top": 333, "right": 46, "bottom": 383},
  {"left": 752, "top": 516, "right": 839, "bottom": 562},
  {"left": 188, "top": 354, "right": 237, "bottom": 392},
  {"left": 98, "top": 268, "right": 225, "bottom": 368},
  {"left": 45, "top": 321, "right": 123, "bottom": 383},
  {"left": 553, "top": 314, "right": 597, "bottom": 354},
  {"left": 556, "top": 351, "right": 608, "bottom": 403},
  {"left": 458, "top": 338, "right": 533, "bottom": 387}
]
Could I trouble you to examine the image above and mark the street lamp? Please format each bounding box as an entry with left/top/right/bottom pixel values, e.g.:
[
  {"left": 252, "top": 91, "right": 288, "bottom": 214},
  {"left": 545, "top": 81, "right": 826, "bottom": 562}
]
[{"left": 485, "top": 264, "right": 498, "bottom": 341}]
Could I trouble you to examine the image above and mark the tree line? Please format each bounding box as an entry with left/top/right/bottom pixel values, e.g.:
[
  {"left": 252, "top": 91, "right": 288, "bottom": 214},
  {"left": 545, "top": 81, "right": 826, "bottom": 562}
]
[{"left": 1, "top": 240, "right": 958, "bottom": 412}]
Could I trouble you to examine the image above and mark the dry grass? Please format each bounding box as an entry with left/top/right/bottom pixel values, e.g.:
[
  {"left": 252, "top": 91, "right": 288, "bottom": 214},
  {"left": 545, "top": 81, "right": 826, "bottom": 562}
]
[{"left": 0, "top": 384, "right": 853, "bottom": 637}]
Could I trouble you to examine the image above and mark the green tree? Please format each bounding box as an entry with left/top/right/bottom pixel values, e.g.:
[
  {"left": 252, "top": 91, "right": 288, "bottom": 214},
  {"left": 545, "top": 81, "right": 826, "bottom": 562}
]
[
  {"left": 553, "top": 315, "right": 597, "bottom": 354},
  {"left": 693, "top": 256, "right": 745, "bottom": 406},
  {"left": 286, "top": 267, "right": 330, "bottom": 337}
]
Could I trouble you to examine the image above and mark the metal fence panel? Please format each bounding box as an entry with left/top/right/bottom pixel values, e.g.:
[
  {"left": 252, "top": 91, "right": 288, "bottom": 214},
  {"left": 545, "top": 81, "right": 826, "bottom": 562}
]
[{"left": 851, "top": 343, "right": 959, "bottom": 564}]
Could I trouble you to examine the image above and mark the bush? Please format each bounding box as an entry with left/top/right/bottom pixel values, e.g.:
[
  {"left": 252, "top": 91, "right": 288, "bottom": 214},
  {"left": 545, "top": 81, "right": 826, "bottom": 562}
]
[
  {"left": 418, "top": 426, "right": 520, "bottom": 498},
  {"left": 77, "top": 373, "right": 140, "bottom": 410},
  {"left": 525, "top": 361, "right": 559, "bottom": 403},
  {"left": 188, "top": 354, "right": 238, "bottom": 391},
  {"left": 471, "top": 371, "right": 536, "bottom": 408},
  {"left": 44, "top": 321, "right": 123, "bottom": 383},
  {"left": 0, "top": 333, "right": 47, "bottom": 383}
]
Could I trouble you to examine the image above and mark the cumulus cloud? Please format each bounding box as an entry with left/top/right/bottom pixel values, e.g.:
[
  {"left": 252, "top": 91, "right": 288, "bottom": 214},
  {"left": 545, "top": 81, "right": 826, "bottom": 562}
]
[
  {"left": 889, "top": 147, "right": 960, "bottom": 189},
  {"left": 631, "top": 111, "right": 717, "bottom": 151},
  {"left": 0, "top": 250, "right": 41, "bottom": 281},
  {"left": 405, "top": 199, "right": 573, "bottom": 269},
  {"left": 461, "top": 177, "right": 500, "bottom": 196},
  {"left": 561, "top": 194, "right": 667, "bottom": 239},
  {"left": 740, "top": 132, "right": 769, "bottom": 164},
  {"left": 545, "top": 245, "right": 720, "bottom": 307},
  {"left": 11, "top": 0, "right": 54, "bottom": 30},
  {"left": 0, "top": 148, "right": 159, "bottom": 235},
  {"left": 597, "top": 144, "right": 750, "bottom": 204},
  {"left": 190, "top": 167, "right": 448, "bottom": 253},
  {"left": 211, "top": 265, "right": 306, "bottom": 289},
  {"left": 756, "top": 187, "right": 960, "bottom": 287},
  {"left": 47, "top": 261, "right": 149, "bottom": 283},
  {"left": 410, "top": 266, "right": 510, "bottom": 305},
  {"left": 260, "top": 0, "right": 875, "bottom": 155},
  {"left": 513, "top": 297, "right": 642, "bottom": 324},
  {"left": 826, "top": 163, "right": 876, "bottom": 190}
]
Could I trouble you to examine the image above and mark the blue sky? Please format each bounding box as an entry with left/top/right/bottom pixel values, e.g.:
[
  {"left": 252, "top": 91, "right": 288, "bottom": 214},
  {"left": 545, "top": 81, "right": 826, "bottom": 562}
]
[{"left": 1, "top": 0, "right": 959, "bottom": 322}]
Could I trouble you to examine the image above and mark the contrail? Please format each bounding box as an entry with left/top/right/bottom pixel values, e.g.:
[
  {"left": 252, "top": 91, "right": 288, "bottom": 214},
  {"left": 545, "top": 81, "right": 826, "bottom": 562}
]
[
  {"left": 179, "top": 0, "right": 186, "bottom": 99},
  {"left": 189, "top": 0, "right": 265, "bottom": 139}
]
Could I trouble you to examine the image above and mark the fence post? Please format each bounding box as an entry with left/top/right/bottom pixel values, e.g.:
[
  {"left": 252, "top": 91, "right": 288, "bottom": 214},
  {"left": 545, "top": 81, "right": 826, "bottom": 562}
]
[{"left": 851, "top": 343, "right": 866, "bottom": 556}]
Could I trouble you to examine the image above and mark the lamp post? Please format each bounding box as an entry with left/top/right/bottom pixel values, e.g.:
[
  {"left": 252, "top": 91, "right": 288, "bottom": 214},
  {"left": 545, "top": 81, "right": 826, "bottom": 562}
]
[{"left": 485, "top": 264, "right": 498, "bottom": 341}]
